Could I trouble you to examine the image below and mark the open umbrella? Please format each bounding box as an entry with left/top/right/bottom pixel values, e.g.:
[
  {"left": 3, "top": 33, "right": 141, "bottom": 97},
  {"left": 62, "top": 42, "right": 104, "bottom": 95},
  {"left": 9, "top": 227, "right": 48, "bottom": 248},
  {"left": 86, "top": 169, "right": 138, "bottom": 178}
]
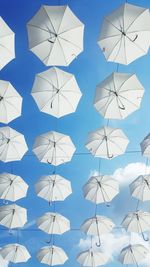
[
  {"left": 0, "top": 126, "right": 28, "bottom": 162},
  {"left": 141, "top": 133, "right": 150, "bottom": 158},
  {"left": 33, "top": 131, "right": 76, "bottom": 166},
  {"left": 130, "top": 175, "right": 150, "bottom": 202},
  {"left": 98, "top": 3, "right": 150, "bottom": 65},
  {"left": 37, "top": 245, "right": 68, "bottom": 266},
  {"left": 94, "top": 72, "right": 144, "bottom": 120},
  {"left": 0, "top": 80, "right": 22, "bottom": 124},
  {"left": 0, "top": 243, "right": 31, "bottom": 263},
  {"left": 35, "top": 174, "right": 72, "bottom": 203},
  {"left": 0, "top": 204, "right": 27, "bottom": 229},
  {"left": 85, "top": 126, "right": 129, "bottom": 159},
  {"left": 83, "top": 175, "right": 119, "bottom": 205},
  {"left": 0, "top": 17, "right": 15, "bottom": 70},
  {"left": 77, "top": 249, "right": 109, "bottom": 267},
  {"left": 31, "top": 67, "right": 82, "bottom": 118},
  {"left": 27, "top": 5, "right": 84, "bottom": 66},
  {"left": 0, "top": 172, "right": 28, "bottom": 202}
]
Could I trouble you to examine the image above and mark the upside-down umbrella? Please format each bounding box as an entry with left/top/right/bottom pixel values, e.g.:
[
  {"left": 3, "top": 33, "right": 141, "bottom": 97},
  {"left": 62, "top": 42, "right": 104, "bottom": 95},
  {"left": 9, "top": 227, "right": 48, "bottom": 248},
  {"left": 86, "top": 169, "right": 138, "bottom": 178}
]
[
  {"left": 0, "top": 173, "right": 28, "bottom": 202},
  {"left": 98, "top": 3, "right": 150, "bottom": 65},
  {"left": 118, "top": 244, "right": 149, "bottom": 266},
  {"left": 33, "top": 131, "right": 76, "bottom": 166},
  {"left": 31, "top": 67, "right": 82, "bottom": 118},
  {"left": 81, "top": 215, "right": 115, "bottom": 246},
  {"left": 27, "top": 5, "right": 84, "bottom": 66},
  {"left": 83, "top": 175, "right": 119, "bottom": 205},
  {"left": 141, "top": 133, "right": 150, "bottom": 158},
  {"left": 94, "top": 72, "right": 144, "bottom": 120},
  {"left": 37, "top": 245, "right": 68, "bottom": 266},
  {"left": 0, "top": 244, "right": 31, "bottom": 263},
  {"left": 77, "top": 249, "right": 109, "bottom": 267},
  {"left": 0, "top": 204, "right": 27, "bottom": 229},
  {"left": 0, "top": 80, "right": 22, "bottom": 124},
  {"left": 0, "top": 127, "right": 28, "bottom": 162},
  {"left": 35, "top": 174, "right": 72, "bottom": 203},
  {"left": 0, "top": 17, "right": 15, "bottom": 70},
  {"left": 85, "top": 126, "right": 129, "bottom": 159},
  {"left": 130, "top": 175, "right": 150, "bottom": 202}
]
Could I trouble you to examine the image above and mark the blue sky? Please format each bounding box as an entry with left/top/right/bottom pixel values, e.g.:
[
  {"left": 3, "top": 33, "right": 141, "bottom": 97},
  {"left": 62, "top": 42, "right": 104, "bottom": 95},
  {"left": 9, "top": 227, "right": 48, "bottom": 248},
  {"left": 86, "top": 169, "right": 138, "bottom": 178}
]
[{"left": 1, "top": 0, "right": 150, "bottom": 266}]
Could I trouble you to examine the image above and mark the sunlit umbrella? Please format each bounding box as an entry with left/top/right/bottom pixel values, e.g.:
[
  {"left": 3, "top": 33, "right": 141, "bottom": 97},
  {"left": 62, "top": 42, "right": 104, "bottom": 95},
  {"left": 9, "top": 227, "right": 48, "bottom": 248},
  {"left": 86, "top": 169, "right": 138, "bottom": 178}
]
[
  {"left": 98, "top": 3, "right": 150, "bottom": 65},
  {"left": 33, "top": 131, "right": 76, "bottom": 166},
  {"left": 31, "top": 67, "right": 82, "bottom": 118},
  {"left": 35, "top": 174, "right": 72, "bottom": 203},
  {"left": 83, "top": 175, "right": 119, "bottom": 205},
  {"left": 85, "top": 126, "right": 129, "bottom": 159},
  {"left": 118, "top": 244, "right": 149, "bottom": 265},
  {"left": 94, "top": 72, "right": 144, "bottom": 120},
  {"left": 0, "top": 17, "right": 15, "bottom": 70},
  {"left": 0, "top": 172, "right": 28, "bottom": 202},
  {"left": 37, "top": 245, "right": 68, "bottom": 266},
  {"left": 77, "top": 249, "right": 109, "bottom": 266},
  {"left": 141, "top": 133, "right": 150, "bottom": 158},
  {"left": 0, "top": 243, "right": 31, "bottom": 263},
  {"left": 0, "top": 80, "right": 22, "bottom": 124},
  {"left": 27, "top": 5, "right": 84, "bottom": 66},
  {"left": 0, "top": 204, "right": 27, "bottom": 229},
  {"left": 0, "top": 126, "right": 28, "bottom": 162},
  {"left": 130, "top": 175, "right": 150, "bottom": 201}
]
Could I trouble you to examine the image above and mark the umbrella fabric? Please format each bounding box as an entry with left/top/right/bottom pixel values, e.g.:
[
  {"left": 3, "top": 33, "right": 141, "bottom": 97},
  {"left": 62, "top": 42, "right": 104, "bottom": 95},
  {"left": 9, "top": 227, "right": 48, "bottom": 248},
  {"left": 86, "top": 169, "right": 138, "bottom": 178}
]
[
  {"left": 94, "top": 72, "right": 144, "bottom": 119},
  {"left": 0, "top": 80, "right": 22, "bottom": 124},
  {"left": 0, "top": 126, "right": 28, "bottom": 162},
  {"left": 0, "top": 172, "right": 28, "bottom": 201},
  {"left": 77, "top": 249, "right": 109, "bottom": 266},
  {"left": 118, "top": 244, "right": 149, "bottom": 265},
  {"left": 27, "top": 5, "right": 84, "bottom": 66},
  {"left": 31, "top": 67, "right": 82, "bottom": 118},
  {"left": 141, "top": 133, "right": 150, "bottom": 158},
  {"left": 33, "top": 130, "right": 76, "bottom": 166},
  {"left": 98, "top": 3, "right": 150, "bottom": 65},
  {"left": 85, "top": 126, "right": 129, "bottom": 159},
  {"left": 37, "top": 245, "right": 68, "bottom": 266},
  {"left": 130, "top": 175, "right": 150, "bottom": 201},
  {"left": 0, "top": 243, "right": 31, "bottom": 263}
]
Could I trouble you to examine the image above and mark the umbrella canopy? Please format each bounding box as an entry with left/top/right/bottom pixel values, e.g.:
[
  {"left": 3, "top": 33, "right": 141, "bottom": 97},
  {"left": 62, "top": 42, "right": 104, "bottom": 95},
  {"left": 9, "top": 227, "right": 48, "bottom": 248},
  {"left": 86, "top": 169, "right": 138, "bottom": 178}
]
[
  {"left": 37, "top": 212, "right": 70, "bottom": 234},
  {"left": 83, "top": 175, "right": 119, "bottom": 205},
  {"left": 37, "top": 245, "right": 68, "bottom": 266},
  {"left": 27, "top": 5, "right": 84, "bottom": 66},
  {"left": 31, "top": 67, "right": 82, "bottom": 118},
  {"left": 0, "top": 17, "right": 15, "bottom": 70},
  {"left": 0, "top": 243, "right": 31, "bottom": 263},
  {"left": 0, "top": 204, "right": 27, "bottom": 229},
  {"left": 118, "top": 244, "right": 149, "bottom": 265},
  {"left": 85, "top": 126, "right": 129, "bottom": 159},
  {"left": 130, "top": 175, "right": 150, "bottom": 202},
  {"left": 141, "top": 133, "right": 150, "bottom": 158},
  {"left": 76, "top": 249, "right": 109, "bottom": 266},
  {"left": 94, "top": 72, "right": 144, "bottom": 120},
  {"left": 35, "top": 174, "right": 72, "bottom": 203},
  {"left": 0, "top": 172, "right": 28, "bottom": 202},
  {"left": 0, "top": 80, "right": 22, "bottom": 124},
  {"left": 0, "top": 126, "right": 28, "bottom": 162},
  {"left": 98, "top": 3, "right": 150, "bottom": 65},
  {"left": 33, "top": 130, "right": 76, "bottom": 166}
]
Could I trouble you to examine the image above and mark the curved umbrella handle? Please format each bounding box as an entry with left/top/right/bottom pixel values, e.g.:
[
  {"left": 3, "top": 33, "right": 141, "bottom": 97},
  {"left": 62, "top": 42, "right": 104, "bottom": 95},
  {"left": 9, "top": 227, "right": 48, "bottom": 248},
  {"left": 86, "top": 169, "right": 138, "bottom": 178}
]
[
  {"left": 118, "top": 105, "right": 125, "bottom": 110},
  {"left": 132, "top": 34, "right": 138, "bottom": 42},
  {"left": 142, "top": 232, "right": 149, "bottom": 241},
  {"left": 47, "top": 159, "right": 52, "bottom": 165},
  {"left": 95, "top": 235, "right": 101, "bottom": 247}
]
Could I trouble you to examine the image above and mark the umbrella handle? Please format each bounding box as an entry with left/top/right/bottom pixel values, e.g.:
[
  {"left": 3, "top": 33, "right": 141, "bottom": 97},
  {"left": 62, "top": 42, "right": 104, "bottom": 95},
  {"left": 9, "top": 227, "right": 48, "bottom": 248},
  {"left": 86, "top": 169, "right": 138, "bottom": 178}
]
[
  {"left": 96, "top": 242, "right": 101, "bottom": 247},
  {"left": 142, "top": 232, "right": 149, "bottom": 241},
  {"left": 47, "top": 159, "right": 52, "bottom": 165}
]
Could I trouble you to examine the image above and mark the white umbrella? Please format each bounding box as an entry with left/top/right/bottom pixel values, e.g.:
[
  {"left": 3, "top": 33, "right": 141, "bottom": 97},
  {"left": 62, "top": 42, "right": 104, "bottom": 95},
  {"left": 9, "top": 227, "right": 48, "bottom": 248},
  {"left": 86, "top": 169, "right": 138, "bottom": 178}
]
[
  {"left": 141, "top": 133, "right": 150, "bottom": 158},
  {"left": 130, "top": 175, "right": 150, "bottom": 201},
  {"left": 0, "top": 204, "right": 27, "bottom": 229},
  {"left": 94, "top": 72, "right": 144, "bottom": 120},
  {"left": 98, "top": 3, "right": 150, "bottom": 65},
  {"left": 118, "top": 244, "right": 149, "bottom": 266},
  {"left": 0, "top": 80, "right": 22, "bottom": 124},
  {"left": 0, "top": 17, "right": 15, "bottom": 70},
  {"left": 0, "top": 172, "right": 28, "bottom": 202},
  {"left": 31, "top": 67, "right": 82, "bottom": 118},
  {"left": 85, "top": 126, "right": 129, "bottom": 159},
  {"left": 27, "top": 5, "right": 84, "bottom": 66},
  {"left": 0, "top": 126, "right": 28, "bottom": 162},
  {"left": 35, "top": 174, "right": 72, "bottom": 203},
  {"left": 37, "top": 245, "right": 68, "bottom": 266},
  {"left": 33, "top": 131, "right": 76, "bottom": 166},
  {"left": 77, "top": 249, "right": 109, "bottom": 267},
  {"left": 0, "top": 243, "right": 31, "bottom": 263},
  {"left": 83, "top": 175, "right": 119, "bottom": 205},
  {"left": 81, "top": 215, "right": 115, "bottom": 246}
]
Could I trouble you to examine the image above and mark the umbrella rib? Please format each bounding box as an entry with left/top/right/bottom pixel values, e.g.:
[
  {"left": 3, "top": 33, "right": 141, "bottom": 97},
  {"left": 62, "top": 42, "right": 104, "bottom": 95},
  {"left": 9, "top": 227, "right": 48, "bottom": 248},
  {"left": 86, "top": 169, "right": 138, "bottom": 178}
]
[
  {"left": 126, "top": 9, "right": 148, "bottom": 32},
  {"left": 58, "top": 34, "right": 82, "bottom": 50}
]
